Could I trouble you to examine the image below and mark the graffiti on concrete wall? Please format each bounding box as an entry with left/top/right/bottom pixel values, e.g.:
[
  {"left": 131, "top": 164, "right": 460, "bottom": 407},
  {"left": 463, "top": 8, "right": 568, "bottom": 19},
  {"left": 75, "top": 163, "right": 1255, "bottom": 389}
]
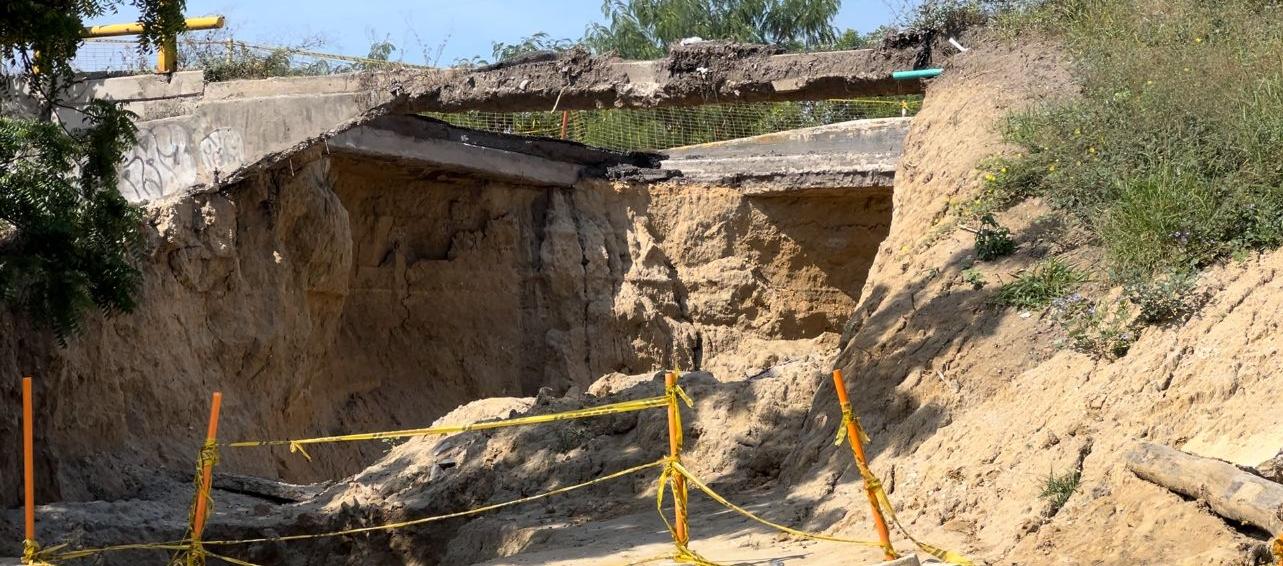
[
  {"left": 198, "top": 128, "right": 245, "bottom": 177},
  {"left": 119, "top": 124, "right": 246, "bottom": 203},
  {"left": 120, "top": 124, "right": 198, "bottom": 202}
]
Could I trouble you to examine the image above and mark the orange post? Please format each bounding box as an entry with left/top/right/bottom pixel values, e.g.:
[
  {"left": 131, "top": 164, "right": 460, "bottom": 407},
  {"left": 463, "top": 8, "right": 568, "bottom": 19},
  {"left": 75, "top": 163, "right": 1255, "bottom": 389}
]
[
  {"left": 22, "top": 377, "right": 35, "bottom": 546},
  {"left": 832, "top": 369, "right": 897, "bottom": 561},
  {"left": 191, "top": 392, "right": 222, "bottom": 539},
  {"left": 665, "top": 370, "right": 689, "bottom": 546},
  {"left": 559, "top": 110, "right": 570, "bottom": 139}
]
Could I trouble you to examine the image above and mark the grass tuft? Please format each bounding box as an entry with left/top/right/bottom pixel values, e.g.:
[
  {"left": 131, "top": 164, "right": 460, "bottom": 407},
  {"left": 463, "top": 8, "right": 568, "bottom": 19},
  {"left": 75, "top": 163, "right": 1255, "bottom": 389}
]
[
  {"left": 1040, "top": 468, "right": 1081, "bottom": 514},
  {"left": 993, "top": 0, "right": 1283, "bottom": 282},
  {"left": 995, "top": 258, "right": 1086, "bottom": 310}
]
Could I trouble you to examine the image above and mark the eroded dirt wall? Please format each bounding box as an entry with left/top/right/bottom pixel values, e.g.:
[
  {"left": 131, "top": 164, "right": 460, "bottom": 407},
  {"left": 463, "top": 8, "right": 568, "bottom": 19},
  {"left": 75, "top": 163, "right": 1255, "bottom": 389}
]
[
  {"left": 0, "top": 153, "right": 892, "bottom": 508},
  {"left": 310, "top": 158, "right": 696, "bottom": 455},
  {"left": 300, "top": 157, "right": 892, "bottom": 479},
  {"left": 0, "top": 156, "right": 354, "bottom": 506},
  {"left": 643, "top": 185, "right": 892, "bottom": 379}
]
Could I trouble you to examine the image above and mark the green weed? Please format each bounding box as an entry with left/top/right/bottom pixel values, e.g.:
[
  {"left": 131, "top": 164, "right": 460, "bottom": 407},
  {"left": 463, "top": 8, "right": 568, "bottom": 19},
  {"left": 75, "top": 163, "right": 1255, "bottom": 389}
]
[
  {"left": 992, "top": 0, "right": 1283, "bottom": 280},
  {"left": 1052, "top": 295, "right": 1136, "bottom": 360},
  {"left": 1040, "top": 468, "right": 1081, "bottom": 514},
  {"left": 995, "top": 258, "right": 1086, "bottom": 309},
  {"left": 1124, "top": 273, "right": 1203, "bottom": 325},
  {"left": 974, "top": 214, "right": 1016, "bottom": 261},
  {"left": 961, "top": 267, "right": 988, "bottom": 289}
]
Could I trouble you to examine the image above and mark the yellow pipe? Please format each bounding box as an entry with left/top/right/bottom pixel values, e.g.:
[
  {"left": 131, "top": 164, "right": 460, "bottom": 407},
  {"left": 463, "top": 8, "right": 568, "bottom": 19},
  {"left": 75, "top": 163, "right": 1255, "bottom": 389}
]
[{"left": 83, "top": 15, "right": 224, "bottom": 38}]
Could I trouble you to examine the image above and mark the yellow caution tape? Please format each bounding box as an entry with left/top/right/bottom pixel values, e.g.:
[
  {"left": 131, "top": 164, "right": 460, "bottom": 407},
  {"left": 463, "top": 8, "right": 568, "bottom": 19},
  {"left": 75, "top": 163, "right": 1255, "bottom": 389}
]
[
  {"left": 21, "top": 538, "right": 54, "bottom": 565},
  {"left": 833, "top": 403, "right": 871, "bottom": 447},
  {"left": 662, "top": 459, "right": 889, "bottom": 549},
  {"left": 31, "top": 542, "right": 189, "bottom": 563},
  {"left": 841, "top": 411, "right": 975, "bottom": 566},
  {"left": 666, "top": 383, "right": 694, "bottom": 454},
  {"left": 226, "top": 395, "right": 673, "bottom": 459},
  {"left": 42, "top": 542, "right": 262, "bottom": 566},
  {"left": 199, "top": 458, "right": 666, "bottom": 547},
  {"left": 172, "top": 439, "right": 221, "bottom": 566},
  {"left": 33, "top": 459, "right": 667, "bottom": 564}
]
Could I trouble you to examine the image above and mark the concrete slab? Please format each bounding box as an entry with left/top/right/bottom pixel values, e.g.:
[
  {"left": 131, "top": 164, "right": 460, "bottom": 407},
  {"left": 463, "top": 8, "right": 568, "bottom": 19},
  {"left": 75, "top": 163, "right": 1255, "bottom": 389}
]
[
  {"left": 203, "top": 73, "right": 375, "bottom": 100},
  {"left": 11, "top": 39, "right": 941, "bottom": 202},
  {"left": 328, "top": 115, "right": 665, "bottom": 187},
  {"left": 874, "top": 554, "right": 922, "bottom": 566},
  {"left": 665, "top": 117, "right": 910, "bottom": 161},
  {"left": 118, "top": 90, "right": 391, "bottom": 202},
  {"left": 330, "top": 126, "right": 586, "bottom": 186},
  {"left": 662, "top": 117, "right": 909, "bottom": 193},
  {"left": 75, "top": 70, "right": 205, "bottom": 101}
]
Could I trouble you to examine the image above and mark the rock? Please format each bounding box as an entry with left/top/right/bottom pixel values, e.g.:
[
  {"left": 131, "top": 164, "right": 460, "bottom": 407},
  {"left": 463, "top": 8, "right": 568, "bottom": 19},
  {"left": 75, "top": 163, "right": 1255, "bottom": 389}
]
[{"left": 1253, "top": 450, "right": 1283, "bottom": 483}]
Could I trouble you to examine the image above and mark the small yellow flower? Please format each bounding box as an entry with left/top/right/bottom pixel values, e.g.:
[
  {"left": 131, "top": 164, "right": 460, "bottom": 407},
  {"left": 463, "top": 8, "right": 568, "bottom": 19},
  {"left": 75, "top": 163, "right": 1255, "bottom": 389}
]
[
  {"left": 1195, "top": 37, "right": 1203, "bottom": 44},
  {"left": 984, "top": 173, "right": 997, "bottom": 182},
  {"left": 1076, "top": 160, "right": 1083, "bottom": 166},
  {"left": 1146, "top": 80, "right": 1154, "bottom": 86},
  {"left": 1000, "top": 167, "right": 1008, "bottom": 174},
  {"left": 1074, "top": 128, "right": 1082, "bottom": 136},
  {"left": 1048, "top": 164, "right": 1057, "bottom": 172},
  {"left": 1088, "top": 146, "right": 1097, "bottom": 154}
]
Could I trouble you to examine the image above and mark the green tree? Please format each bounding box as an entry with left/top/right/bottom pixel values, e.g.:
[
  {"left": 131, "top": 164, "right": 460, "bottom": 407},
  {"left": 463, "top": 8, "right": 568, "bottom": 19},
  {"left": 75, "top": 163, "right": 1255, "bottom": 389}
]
[
  {"left": 584, "top": 0, "right": 842, "bottom": 59},
  {"left": 491, "top": 32, "right": 576, "bottom": 63},
  {"left": 0, "top": 1, "right": 184, "bottom": 339}
]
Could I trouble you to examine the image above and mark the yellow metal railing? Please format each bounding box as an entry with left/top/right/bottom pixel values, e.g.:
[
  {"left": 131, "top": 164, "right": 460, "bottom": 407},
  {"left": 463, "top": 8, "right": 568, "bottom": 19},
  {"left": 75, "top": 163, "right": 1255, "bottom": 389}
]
[{"left": 82, "top": 16, "right": 224, "bottom": 73}]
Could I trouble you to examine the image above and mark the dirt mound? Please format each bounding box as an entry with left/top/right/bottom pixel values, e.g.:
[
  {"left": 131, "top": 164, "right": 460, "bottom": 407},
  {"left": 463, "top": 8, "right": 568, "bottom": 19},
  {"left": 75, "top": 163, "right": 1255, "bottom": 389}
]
[
  {"left": 773, "top": 33, "right": 1280, "bottom": 565},
  {"left": 4, "top": 359, "right": 835, "bottom": 565}
]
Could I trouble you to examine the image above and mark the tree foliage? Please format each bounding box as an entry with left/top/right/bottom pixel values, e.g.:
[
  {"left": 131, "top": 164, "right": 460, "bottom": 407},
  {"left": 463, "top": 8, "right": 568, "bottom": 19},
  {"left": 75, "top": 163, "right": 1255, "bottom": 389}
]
[
  {"left": 0, "top": 1, "right": 182, "bottom": 339},
  {"left": 2, "top": 1, "right": 186, "bottom": 102},
  {"left": 584, "top": 0, "right": 842, "bottom": 59},
  {"left": 491, "top": 32, "right": 577, "bottom": 63}
]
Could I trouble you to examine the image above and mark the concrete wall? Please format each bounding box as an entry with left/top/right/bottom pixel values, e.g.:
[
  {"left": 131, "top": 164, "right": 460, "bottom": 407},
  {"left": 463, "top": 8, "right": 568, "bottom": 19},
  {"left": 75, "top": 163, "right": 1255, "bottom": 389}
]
[
  {"left": 8, "top": 71, "right": 387, "bottom": 203},
  {"left": 118, "top": 91, "right": 382, "bottom": 201},
  {"left": 662, "top": 117, "right": 910, "bottom": 195}
]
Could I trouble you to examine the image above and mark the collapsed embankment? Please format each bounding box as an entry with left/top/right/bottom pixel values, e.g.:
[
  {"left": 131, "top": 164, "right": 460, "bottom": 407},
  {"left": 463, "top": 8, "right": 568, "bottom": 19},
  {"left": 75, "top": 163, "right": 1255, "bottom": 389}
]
[
  {"left": 214, "top": 34, "right": 1283, "bottom": 566},
  {"left": 7, "top": 31, "right": 1280, "bottom": 566},
  {"left": 0, "top": 139, "right": 891, "bottom": 518}
]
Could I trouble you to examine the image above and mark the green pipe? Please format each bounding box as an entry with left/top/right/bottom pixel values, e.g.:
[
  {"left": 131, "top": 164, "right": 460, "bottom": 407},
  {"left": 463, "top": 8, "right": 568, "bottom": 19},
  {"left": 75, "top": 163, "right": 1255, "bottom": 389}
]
[{"left": 892, "top": 68, "right": 943, "bottom": 80}]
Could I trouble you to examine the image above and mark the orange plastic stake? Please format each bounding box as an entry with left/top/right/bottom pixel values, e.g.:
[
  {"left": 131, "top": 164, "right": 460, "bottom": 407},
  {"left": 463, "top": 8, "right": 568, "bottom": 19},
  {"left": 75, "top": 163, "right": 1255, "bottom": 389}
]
[
  {"left": 22, "top": 377, "right": 35, "bottom": 545},
  {"left": 832, "top": 369, "right": 897, "bottom": 561},
  {"left": 665, "top": 370, "right": 690, "bottom": 546},
  {"left": 191, "top": 392, "right": 222, "bottom": 539},
  {"left": 560, "top": 110, "right": 570, "bottom": 139}
]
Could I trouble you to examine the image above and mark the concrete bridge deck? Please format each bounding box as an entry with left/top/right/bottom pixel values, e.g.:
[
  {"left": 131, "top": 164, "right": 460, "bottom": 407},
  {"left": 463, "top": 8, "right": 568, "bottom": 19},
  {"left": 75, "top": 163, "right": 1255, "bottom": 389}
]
[{"left": 9, "top": 41, "right": 935, "bottom": 201}]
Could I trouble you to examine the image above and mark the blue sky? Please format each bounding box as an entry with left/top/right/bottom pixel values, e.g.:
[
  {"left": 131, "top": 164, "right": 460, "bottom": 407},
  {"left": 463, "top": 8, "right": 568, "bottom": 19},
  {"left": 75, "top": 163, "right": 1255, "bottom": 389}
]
[{"left": 86, "top": 1, "right": 904, "bottom": 65}]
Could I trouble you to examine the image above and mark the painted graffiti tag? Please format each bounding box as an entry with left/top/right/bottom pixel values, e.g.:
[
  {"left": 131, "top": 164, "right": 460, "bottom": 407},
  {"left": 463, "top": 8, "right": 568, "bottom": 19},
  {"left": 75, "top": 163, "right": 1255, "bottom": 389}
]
[
  {"left": 198, "top": 128, "right": 245, "bottom": 178},
  {"left": 120, "top": 123, "right": 197, "bottom": 202}
]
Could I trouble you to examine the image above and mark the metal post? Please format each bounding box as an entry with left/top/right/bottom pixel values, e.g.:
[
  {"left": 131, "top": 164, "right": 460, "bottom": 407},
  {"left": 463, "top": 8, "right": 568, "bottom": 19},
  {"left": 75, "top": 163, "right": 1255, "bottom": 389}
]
[
  {"left": 190, "top": 392, "right": 222, "bottom": 541},
  {"left": 665, "top": 370, "right": 689, "bottom": 546},
  {"left": 157, "top": 37, "right": 178, "bottom": 74},
  {"left": 22, "top": 377, "right": 36, "bottom": 550},
  {"left": 832, "top": 369, "right": 897, "bottom": 560}
]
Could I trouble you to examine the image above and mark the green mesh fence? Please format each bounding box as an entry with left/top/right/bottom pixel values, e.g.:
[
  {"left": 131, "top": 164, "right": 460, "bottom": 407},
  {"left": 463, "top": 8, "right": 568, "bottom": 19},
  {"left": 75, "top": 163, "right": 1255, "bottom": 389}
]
[{"left": 425, "top": 97, "right": 922, "bottom": 152}]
